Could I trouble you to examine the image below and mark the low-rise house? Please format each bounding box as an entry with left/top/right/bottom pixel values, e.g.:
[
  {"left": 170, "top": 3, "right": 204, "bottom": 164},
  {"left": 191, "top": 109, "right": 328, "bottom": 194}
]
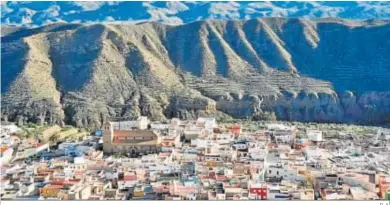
[
  {"left": 378, "top": 175, "right": 390, "bottom": 198},
  {"left": 117, "top": 172, "right": 137, "bottom": 190},
  {"left": 16, "top": 182, "right": 39, "bottom": 196},
  {"left": 1, "top": 146, "right": 14, "bottom": 165},
  {"left": 349, "top": 187, "right": 379, "bottom": 200},
  {"left": 267, "top": 183, "right": 290, "bottom": 200},
  {"left": 248, "top": 181, "right": 267, "bottom": 200},
  {"left": 183, "top": 129, "right": 201, "bottom": 142},
  {"left": 170, "top": 180, "right": 198, "bottom": 197},
  {"left": 103, "top": 188, "right": 119, "bottom": 200},
  {"left": 227, "top": 125, "right": 241, "bottom": 137},
  {"left": 68, "top": 184, "right": 92, "bottom": 200},
  {"left": 339, "top": 172, "right": 376, "bottom": 192},
  {"left": 320, "top": 188, "right": 349, "bottom": 200},
  {"left": 196, "top": 118, "right": 217, "bottom": 132},
  {"left": 300, "top": 189, "right": 314, "bottom": 200},
  {"left": 307, "top": 130, "right": 323, "bottom": 142},
  {"left": 1, "top": 123, "right": 20, "bottom": 135},
  {"left": 224, "top": 187, "right": 243, "bottom": 199},
  {"left": 294, "top": 138, "right": 312, "bottom": 150},
  {"left": 40, "top": 184, "right": 64, "bottom": 198}
]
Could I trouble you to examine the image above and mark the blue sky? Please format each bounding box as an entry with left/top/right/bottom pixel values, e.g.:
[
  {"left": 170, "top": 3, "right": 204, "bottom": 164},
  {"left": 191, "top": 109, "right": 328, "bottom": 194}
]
[{"left": 2, "top": 1, "right": 390, "bottom": 26}]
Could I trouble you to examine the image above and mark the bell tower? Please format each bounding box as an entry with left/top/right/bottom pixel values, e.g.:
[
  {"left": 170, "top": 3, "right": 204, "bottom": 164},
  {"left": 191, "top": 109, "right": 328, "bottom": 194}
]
[{"left": 102, "top": 121, "right": 113, "bottom": 154}]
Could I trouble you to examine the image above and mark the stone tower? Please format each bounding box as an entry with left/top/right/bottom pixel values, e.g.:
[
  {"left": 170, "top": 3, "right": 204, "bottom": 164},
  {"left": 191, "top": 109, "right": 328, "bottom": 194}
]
[{"left": 102, "top": 121, "right": 113, "bottom": 153}]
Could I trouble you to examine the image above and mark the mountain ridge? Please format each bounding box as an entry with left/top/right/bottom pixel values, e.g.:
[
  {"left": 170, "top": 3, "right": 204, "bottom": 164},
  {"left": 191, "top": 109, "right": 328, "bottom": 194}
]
[{"left": 2, "top": 18, "right": 390, "bottom": 128}]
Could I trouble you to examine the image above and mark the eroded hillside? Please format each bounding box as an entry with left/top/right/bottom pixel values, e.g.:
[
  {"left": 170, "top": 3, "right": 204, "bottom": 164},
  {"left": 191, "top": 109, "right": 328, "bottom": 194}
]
[{"left": 2, "top": 18, "right": 390, "bottom": 128}]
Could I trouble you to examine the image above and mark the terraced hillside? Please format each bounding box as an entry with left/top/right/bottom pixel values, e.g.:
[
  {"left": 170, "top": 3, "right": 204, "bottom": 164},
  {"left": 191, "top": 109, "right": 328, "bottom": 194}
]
[{"left": 2, "top": 18, "right": 390, "bottom": 128}]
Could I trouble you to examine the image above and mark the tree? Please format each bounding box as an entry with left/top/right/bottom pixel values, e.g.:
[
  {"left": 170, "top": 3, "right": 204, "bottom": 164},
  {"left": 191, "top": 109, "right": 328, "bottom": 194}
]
[
  {"left": 49, "top": 134, "right": 60, "bottom": 143},
  {"left": 252, "top": 111, "right": 277, "bottom": 121},
  {"left": 305, "top": 173, "right": 314, "bottom": 189}
]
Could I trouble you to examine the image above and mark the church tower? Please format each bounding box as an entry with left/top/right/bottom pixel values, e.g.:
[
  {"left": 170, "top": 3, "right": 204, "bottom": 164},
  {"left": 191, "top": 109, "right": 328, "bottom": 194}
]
[{"left": 102, "top": 121, "right": 113, "bottom": 154}]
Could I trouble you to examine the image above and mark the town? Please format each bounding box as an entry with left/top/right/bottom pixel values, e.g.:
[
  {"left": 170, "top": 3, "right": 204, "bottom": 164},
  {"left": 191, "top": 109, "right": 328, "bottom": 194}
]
[{"left": 1, "top": 117, "right": 390, "bottom": 200}]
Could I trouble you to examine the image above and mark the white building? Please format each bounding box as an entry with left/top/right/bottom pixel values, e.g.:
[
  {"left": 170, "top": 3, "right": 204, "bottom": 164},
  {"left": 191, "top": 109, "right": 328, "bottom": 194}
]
[
  {"left": 1, "top": 123, "right": 20, "bottom": 135},
  {"left": 150, "top": 123, "right": 169, "bottom": 130},
  {"left": 1, "top": 147, "right": 14, "bottom": 165},
  {"left": 267, "top": 124, "right": 295, "bottom": 132},
  {"left": 274, "top": 135, "right": 293, "bottom": 144},
  {"left": 196, "top": 117, "right": 217, "bottom": 133},
  {"left": 117, "top": 179, "right": 137, "bottom": 190},
  {"left": 111, "top": 116, "right": 149, "bottom": 130},
  {"left": 170, "top": 118, "right": 181, "bottom": 127},
  {"left": 377, "top": 129, "right": 390, "bottom": 140},
  {"left": 266, "top": 165, "right": 285, "bottom": 178},
  {"left": 267, "top": 184, "right": 290, "bottom": 200},
  {"left": 233, "top": 143, "right": 248, "bottom": 150},
  {"left": 248, "top": 149, "right": 266, "bottom": 160},
  {"left": 197, "top": 118, "right": 217, "bottom": 127},
  {"left": 266, "top": 164, "right": 304, "bottom": 182},
  {"left": 216, "top": 133, "right": 233, "bottom": 144},
  {"left": 264, "top": 153, "right": 283, "bottom": 168},
  {"left": 307, "top": 130, "right": 323, "bottom": 142}
]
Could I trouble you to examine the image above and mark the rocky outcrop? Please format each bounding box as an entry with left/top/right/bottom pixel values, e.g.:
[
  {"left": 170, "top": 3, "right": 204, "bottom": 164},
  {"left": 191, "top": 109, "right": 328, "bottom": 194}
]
[{"left": 1, "top": 18, "right": 390, "bottom": 128}]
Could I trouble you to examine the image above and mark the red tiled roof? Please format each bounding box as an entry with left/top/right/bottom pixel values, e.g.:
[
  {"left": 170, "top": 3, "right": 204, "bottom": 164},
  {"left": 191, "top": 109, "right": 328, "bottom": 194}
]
[
  {"left": 74, "top": 170, "right": 87, "bottom": 175},
  {"left": 215, "top": 175, "right": 228, "bottom": 181},
  {"left": 161, "top": 142, "right": 171, "bottom": 147},
  {"left": 112, "top": 130, "right": 158, "bottom": 143},
  {"left": 231, "top": 125, "right": 241, "bottom": 129},
  {"left": 52, "top": 177, "right": 66, "bottom": 182},
  {"left": 123, "top": 175, "right": 137, "bottom": 181},
  {"left": 154, "top": 187, "right": 170, "bottom": 193},
  {"left": 113, "top": 130, "right": 157, "bottom": 138},
  {"left": 45, "top": 184, "right": 64, "bottom": 189},
  {"left": 64, "top": 180, "right": 79, "bottom": 185},
  {"left": 0, "top": 147, "right": 8, "bottom": 154},
  {"left": 159, "top": 153, "right": 170, "bottom": 157}
]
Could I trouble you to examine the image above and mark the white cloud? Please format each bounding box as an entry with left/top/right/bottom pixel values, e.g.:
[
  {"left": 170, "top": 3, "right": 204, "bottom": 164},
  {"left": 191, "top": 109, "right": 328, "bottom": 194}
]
[
  {"left": 147, "top": 9, "right": 184, "bottom": 24},
  {"left": 167, "top": 2, "right": 189, "bottom": 13},
  {"left": 65, "top": 10, "right": 77, "bottom": 15},
  {"left": 2, "top": 1, "right": 390, "bottom": 27},
  {"left": 73, "top": 2, "right": 105, "bottom": 11},
  {"left": 209, "top": 2, "right": 241, "bottom": 19},
  {"left": 105, "top": 16, "right": 115, "bottom": 22},
  {"left": 245, "top": 8, "right": 257, "bottom": 14},
  {"left": 20, "top": 15, "right": 33, "bottom": 24},
  {"left": 248, "top": 2, "right": 274, "bottom": 9},
  {"left": 107, "top": 2, "right": 119, "bottom": 6},
  {"left": 46, "top": 5, "right": 61, "bottom": 17},
  {"left": 71, "top": 19, "right": 82, "bottom": 23}
]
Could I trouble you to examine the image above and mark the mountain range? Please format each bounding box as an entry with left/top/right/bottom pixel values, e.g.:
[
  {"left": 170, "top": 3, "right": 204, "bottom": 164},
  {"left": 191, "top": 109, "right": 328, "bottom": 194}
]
[
  {"left": 2, "top": 1, "right": 390, "bottom": 27},
  {"left": 2, "top": 18, "right": 390, "bottom": 128}
]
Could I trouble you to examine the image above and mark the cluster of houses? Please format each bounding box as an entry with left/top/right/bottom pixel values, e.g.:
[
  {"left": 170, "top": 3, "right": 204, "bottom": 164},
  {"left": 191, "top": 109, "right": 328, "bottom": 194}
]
[{"left": 1, "top": 117, "right": 390, "bottom": 200}]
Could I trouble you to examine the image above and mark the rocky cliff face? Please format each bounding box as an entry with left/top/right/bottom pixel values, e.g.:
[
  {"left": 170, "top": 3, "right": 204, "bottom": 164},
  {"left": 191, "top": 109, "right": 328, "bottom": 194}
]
[{"left": 2, "top": 18, "right": 390, "bottom": 128}]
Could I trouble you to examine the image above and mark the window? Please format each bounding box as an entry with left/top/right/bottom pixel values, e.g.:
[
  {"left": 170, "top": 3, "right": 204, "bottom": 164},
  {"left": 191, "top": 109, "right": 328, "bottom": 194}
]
[
  {"left": 269, "top": 170, "right": 271, "bottom": 174},
  {"left": 277, "top": 171, "right": 279, "bottom": 175}
]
